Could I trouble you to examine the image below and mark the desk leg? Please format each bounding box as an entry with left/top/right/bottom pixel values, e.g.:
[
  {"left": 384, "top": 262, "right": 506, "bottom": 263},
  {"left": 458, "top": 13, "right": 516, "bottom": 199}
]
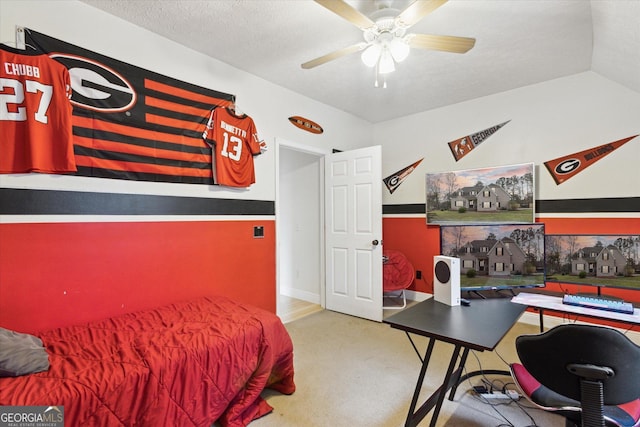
[
  {"left": 538, "top": 308, "right": 544, "bottom": 332},
  {"left": 404, "top": 339, "right": 463, "bottom": 427},
  {"left": 447, "top": 347, "right": 470, "bottom": 400},
  {"left": 428, "top": 344, "right": 462, "bottom": 427},
  {"left": 405, "top": 338, "right": 436, "bottom": 427}
]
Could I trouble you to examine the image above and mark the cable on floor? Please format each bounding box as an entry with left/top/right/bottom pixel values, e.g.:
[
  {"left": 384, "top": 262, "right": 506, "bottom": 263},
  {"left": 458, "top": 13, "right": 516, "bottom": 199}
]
[{"left": 459, "top": 349, "right": 540, "bottom": 427}]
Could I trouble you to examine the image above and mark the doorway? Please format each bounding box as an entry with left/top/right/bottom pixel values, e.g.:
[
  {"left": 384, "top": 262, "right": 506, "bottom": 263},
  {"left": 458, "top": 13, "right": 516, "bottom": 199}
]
[{"left": 276, "top": 138, "right": 329, "bottom": 322}]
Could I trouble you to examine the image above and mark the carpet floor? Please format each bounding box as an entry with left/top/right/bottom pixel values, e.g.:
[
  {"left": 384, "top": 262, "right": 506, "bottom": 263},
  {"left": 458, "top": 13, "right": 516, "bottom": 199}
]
[{"left": 251, "top": 309, "right": 566, "bottom": 427}]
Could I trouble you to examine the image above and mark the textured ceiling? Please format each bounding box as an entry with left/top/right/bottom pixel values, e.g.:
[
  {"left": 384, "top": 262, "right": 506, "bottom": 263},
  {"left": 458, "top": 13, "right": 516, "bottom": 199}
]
[{"left": 79, "top": 0, "right": 640, "bottom": 124}]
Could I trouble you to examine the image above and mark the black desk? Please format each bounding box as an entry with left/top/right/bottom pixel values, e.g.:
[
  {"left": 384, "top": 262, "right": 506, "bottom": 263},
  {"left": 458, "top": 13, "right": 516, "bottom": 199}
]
[{"left": 384, "top": 297, "right": 527, "bottom": 427}]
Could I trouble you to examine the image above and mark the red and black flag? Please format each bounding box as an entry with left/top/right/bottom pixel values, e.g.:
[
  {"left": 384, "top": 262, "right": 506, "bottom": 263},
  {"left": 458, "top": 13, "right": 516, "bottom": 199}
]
[
  {"left": 544, "top": 135, "right": 637, "bottom": 185},
  {"left": 448, "top": 120, "right": 510, "bottom": 161},
  {"left": 25, "top": 28, "right": 234, "bottom": 184},
  {"left": 383, "top": 158, "right": 423, "bottom": 194}
]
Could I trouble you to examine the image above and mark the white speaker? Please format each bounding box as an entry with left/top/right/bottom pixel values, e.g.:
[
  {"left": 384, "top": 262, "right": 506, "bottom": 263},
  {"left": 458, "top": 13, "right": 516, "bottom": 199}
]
[{"left": 433, "top": 256, "right": 461, "bottom": 306}]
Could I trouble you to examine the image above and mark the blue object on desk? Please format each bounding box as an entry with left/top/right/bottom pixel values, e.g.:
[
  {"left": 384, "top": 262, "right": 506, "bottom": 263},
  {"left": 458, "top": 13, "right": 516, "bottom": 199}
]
[{"left": 562, "top": 294, "right": 634, "bottom": 314}]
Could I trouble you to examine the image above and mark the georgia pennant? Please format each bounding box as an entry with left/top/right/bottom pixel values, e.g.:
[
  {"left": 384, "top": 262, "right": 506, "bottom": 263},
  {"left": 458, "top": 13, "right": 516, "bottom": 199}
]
[
  {"left": 383, "top": 158, "right": 423, "bottom": 194},
  {"left": 544, "top": 135, "right": 637, "bottom": 185},
  {"left": 448, "top": 120, "right": 510, "bottom": 161}
]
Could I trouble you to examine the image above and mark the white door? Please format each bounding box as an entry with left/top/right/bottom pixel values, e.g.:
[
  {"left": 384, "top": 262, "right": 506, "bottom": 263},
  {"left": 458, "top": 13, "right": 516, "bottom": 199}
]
[{"left": 325, "top": 145, "right": 383, "bottom": 321}]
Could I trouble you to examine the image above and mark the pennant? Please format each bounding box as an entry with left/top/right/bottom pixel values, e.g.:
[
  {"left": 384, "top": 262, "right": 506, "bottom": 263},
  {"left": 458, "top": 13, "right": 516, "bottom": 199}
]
[
  {"left": 544, "top": 135, "right": 637, "bottom": 185},
  {"left": 447, "top": 120, "right": 510, "bottom": 161},
  {"left": 383, "top": 158, "right": 423, "bottom": 194}
]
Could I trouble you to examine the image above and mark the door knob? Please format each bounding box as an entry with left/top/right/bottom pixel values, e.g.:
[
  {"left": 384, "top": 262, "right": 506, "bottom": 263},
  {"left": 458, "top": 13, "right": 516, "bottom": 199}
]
[{"left": 372, "top": 239, "right": 379, "bottom": 246}]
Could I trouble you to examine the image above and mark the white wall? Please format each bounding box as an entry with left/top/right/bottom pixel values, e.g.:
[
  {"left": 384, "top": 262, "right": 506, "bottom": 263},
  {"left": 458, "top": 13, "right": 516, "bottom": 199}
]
[
  {"left": 0, "top": 0, "right": 372, "bottom": 201},
  {"left": 278, "top": 147, "right": 322, "bottom": 303},
  {"left": 375, "top": 72, "right": 640, "bottom": 208},
  {"left": 4, "top": 1, "right": 638, "bottom": 207}
]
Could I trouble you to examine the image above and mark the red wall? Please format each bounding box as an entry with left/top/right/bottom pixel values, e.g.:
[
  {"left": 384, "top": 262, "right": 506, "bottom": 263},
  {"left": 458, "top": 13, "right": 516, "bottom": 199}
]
[
  {"left": 0, "top": 220, "right": 275, "bottom": 333},
  {"left": 2, "top": 215, "right": 636, "bottom": 334},
  {"left": 383, "top": 217, "right": 440, "bottom": 294}
]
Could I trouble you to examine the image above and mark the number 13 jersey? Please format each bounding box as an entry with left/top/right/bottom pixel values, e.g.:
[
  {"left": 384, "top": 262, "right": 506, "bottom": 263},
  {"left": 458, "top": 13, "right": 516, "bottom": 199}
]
[
  {"left": 0, "top": 44, "right": 76, "bottom": 173},
  {"left": 202, "top": 107, "right": 262, "bottom": 187}
]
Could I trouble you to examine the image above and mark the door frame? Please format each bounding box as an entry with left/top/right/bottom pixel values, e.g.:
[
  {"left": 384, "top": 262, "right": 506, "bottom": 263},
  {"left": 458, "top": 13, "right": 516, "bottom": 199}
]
[{"left": 275, "top": 137, "right": 331, "bottom": 317}]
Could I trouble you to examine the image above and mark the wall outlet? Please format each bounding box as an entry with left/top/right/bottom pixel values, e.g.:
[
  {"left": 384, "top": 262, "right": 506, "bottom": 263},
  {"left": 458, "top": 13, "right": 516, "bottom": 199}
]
[{"left": 416, "top": 270, "right": 422, "bottom": 279}]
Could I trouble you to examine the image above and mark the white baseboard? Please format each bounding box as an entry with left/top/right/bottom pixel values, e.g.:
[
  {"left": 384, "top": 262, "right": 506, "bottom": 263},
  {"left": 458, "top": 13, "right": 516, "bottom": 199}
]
[
  {"left": 280, "top": 287, "right": 321, "bottom": 305},
  {"left": 406, "top": 290, "right": 432, "bottom": 302}
]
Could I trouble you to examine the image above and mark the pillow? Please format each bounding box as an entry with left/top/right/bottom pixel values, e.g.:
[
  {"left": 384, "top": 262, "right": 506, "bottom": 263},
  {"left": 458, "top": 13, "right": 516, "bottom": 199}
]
[{"left": 0, "top": 327, "right": 50, "bottom": 377}]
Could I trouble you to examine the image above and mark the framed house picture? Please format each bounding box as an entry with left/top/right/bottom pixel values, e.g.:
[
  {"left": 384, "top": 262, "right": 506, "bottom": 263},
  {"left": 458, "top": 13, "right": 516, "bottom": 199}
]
[
  {"left": 426, "top": 162, "right": 534, "bottom": 224},
  {"left": 544, "top": 234, "right": 640, "bottom": 290},
  {"left": 440, "top": 223, "right": 546, "bottom": 291}
]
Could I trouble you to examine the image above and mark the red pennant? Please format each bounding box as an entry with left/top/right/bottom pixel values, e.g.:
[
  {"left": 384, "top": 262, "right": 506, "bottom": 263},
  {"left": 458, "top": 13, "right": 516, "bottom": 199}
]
[{"left": 544, "top": 135, "right": 637, "bottom": 185}]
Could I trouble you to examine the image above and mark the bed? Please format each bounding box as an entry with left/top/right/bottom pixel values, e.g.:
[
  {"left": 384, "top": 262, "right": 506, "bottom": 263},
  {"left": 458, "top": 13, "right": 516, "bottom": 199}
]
[{"left": 0, "top": 296, "right": 295, "bottom": 427}]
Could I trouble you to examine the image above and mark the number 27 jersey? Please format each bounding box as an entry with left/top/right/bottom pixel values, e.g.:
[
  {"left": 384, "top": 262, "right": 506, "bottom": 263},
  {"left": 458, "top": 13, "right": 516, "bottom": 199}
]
[{"left": 0, "top": 44, "right": 76, "bottom": 173}]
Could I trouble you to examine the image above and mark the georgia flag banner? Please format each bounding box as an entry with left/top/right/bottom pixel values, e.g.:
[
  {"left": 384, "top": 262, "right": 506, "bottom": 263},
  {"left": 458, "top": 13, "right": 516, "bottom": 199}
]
[
  {"left": 25, "top": 28, "right": 234, "bottom": 184},
  {"left": 447, "top": 120, "right": 510, "bottom": 161},
  {"left": 544, "top": 135, "right": 637, "bottom": 185},
  {"left": 383, "top": 158, "right": 423, "bottom": 194}
]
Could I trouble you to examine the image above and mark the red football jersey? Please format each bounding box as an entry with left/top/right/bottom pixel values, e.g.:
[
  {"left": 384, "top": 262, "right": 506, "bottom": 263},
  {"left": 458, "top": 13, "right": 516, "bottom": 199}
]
[
  {"left": 202, "top": 107, "right": 262, "bottom": 187},
  {"left": 0, "top": 44, "right": 76, "bottom": 173}
]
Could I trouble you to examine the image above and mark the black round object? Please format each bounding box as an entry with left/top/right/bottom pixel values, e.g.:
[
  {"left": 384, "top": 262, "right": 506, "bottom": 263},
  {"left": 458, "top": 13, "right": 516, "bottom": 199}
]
[{"left": 435, "top": 260, "right": 451, "bottom": 284}]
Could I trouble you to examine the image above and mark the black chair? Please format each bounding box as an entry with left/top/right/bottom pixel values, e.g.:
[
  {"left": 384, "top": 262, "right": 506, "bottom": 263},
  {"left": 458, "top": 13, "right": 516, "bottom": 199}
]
[{"left": 510, "top": 324, "right": 640, "bottom": 427}]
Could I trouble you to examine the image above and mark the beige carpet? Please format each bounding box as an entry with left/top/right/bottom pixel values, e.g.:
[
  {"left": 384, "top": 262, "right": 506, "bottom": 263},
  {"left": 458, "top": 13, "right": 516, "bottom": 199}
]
[{"left": 252, "top": 309, "right": 565, "bottom": 427}]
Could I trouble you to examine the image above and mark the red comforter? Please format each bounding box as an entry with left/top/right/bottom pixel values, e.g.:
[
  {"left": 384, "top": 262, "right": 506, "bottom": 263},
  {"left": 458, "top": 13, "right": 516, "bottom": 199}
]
[{"left": 0, "top": 297, "right": 295, "bottom": 426}]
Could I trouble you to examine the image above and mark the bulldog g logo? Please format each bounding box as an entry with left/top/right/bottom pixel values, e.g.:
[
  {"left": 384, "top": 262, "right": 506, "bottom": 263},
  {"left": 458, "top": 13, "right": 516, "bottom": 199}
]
[
  {"left": 554, "top": 158, "right": 581, "bottom": 175},
  {"left": 49, "top": 53, "right": 136, "bottom": 113}
]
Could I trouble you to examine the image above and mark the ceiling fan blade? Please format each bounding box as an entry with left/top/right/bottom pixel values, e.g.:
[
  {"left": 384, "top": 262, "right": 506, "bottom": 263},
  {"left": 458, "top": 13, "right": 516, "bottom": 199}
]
[
  {"left": 314, "top": 0, "right": 375, "bottom": 30},
  {"left": 407, "top": 34, "right": 476, "bottom": 53},
  {"left": 301, "top": 42, "right": 368, "bottom": 69},
  {"left": 395, "top": 0, "right": 448, "bottom": 29}
]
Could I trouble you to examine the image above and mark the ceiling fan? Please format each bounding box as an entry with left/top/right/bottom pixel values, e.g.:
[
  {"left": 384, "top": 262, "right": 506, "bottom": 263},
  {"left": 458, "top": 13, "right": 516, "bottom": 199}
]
[{"left": 302, "top": 0, "right": 476, "bottom": 86}]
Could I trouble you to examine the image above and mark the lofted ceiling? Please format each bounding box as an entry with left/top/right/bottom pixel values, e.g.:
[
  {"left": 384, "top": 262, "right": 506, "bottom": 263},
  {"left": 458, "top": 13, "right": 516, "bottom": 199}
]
[{"left": 79, "top": 0, "right": 640, "bottom": 124}]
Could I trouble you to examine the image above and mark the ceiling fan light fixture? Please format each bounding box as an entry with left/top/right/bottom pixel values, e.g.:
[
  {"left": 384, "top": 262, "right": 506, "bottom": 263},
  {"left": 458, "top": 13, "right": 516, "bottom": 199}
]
[
  {"left": 305, "top": 0, "right": 477, "bottom": 83},
  {"left": 389, "top": 37, "right": 410, "bottom": 62},
  {"left": 373, "top": 62, "right": 388, "bottom": 89},
  {"left": 378, "top": 48, "right": 395, "bottom": 74},
  {"left": 361, "top": 44, "right": 382, "bottom": 67}
]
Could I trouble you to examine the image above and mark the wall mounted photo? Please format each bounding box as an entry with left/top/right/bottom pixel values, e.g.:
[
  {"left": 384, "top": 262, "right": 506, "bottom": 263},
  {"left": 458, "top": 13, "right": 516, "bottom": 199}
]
[
  {"left": 440, "top": 223, "right": 546, "bottom": 291},
  {"left": 545, "top": 234, "right": 640, "bottom": 290},
  {"left": 426, "top": 162, "right": 534, "bottom": 224}
]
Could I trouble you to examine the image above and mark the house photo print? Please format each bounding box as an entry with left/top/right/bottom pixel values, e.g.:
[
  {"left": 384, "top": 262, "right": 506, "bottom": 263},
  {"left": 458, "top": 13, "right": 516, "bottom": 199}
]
[
  {"left": 545, "top": 234, "right": 640, "bottom": 290},
  {"left": 440, "top": 223, "right": 546, "bottom": 290},
  {"left": 426, "top": 162, "right": 534, "bottom": 224}
]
